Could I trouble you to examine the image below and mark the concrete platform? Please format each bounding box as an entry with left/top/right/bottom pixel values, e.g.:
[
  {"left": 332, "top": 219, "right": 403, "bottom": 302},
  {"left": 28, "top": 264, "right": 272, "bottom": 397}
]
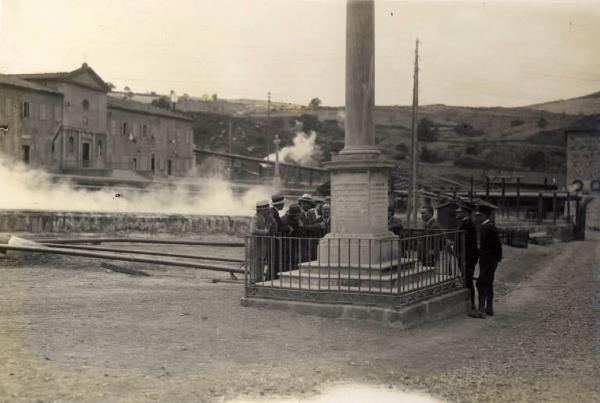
[{"left": 241, "top": 287, "right": 470, "bottom": 329}]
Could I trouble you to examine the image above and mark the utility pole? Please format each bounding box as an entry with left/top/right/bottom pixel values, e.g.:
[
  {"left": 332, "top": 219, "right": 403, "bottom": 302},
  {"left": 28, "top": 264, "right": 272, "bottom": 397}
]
[
  {"left": 228, "top": 121, "right": 232, "bottom": 153},
  {"left": 409, "top": 38, "right": 420, "bottom": 227},
  {"left": 273, "top": 134, "right": 281, "bottom": 187},
  {"left": 266, "top": 91, "right": 272, "bottom": 156}
]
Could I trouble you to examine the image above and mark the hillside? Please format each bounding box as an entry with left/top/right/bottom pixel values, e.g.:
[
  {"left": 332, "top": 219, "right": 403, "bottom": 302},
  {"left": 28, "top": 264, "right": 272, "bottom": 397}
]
[
  {"left": 184, "top": 91, "right": 600, "bottom": 180},
  {"left": 527, "top": 91, "right": 600, "bottom": 115}
]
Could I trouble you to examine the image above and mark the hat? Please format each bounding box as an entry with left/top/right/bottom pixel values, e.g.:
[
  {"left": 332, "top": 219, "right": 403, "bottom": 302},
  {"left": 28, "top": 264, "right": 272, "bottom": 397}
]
[
  {"left": 287, "top": 204, "right": 301, "bottom": 216},
  {"left": 456, "top": 202, "right": 474, "bottom": 213},
  {"left": 255, "top": 200, "right": 270, "bottom": 210},
  {"left": 271, "top": 195, "right": 285, "bottom": 205},
  {"left": 475, "top": 204, "right": 493, "bottom": 216},
  {"left": 299, "top": 193, "right": 313, "bottom": 202}
]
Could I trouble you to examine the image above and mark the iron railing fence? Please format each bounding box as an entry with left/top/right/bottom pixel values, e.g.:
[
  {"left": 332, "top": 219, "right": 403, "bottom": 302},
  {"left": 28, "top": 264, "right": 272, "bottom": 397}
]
[{"left": 244, "top": 230, "right": 466, "bottom": 301}]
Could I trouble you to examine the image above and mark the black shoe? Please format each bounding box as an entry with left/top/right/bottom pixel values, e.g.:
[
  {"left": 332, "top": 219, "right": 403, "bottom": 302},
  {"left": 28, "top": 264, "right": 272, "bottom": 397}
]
[
  {"left": 468, "top": 310, "right": 486, "bottom": 319},
  {"left": 485, "top": 310, "right": 494, "bottom": 316}
]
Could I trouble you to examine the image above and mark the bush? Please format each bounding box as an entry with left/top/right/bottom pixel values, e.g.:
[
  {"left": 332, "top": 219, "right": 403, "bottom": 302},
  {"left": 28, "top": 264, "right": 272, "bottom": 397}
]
[
  {"left": 420, "top": 146, "right": 440, "bottom": 163},
  {"left": 395, "top": 143, "right": 409, "bottom": 153},
  {"left": 417, "top": 117, "right": 439, "bottom": 142},
  {"left": 465, "top": 145, "right": 479, "bottom": 155},
  {"left": 454, "top": 122, "right": 484, "bottom": 137},
  {"left": 522, "top": 150, "right": 546, "bottom": 171},
  {"left": 537, "top": 117, "right": 547, "bottom": 129},
  {"left": 511, "top": 119, "right": 524, "bottom": 127}
]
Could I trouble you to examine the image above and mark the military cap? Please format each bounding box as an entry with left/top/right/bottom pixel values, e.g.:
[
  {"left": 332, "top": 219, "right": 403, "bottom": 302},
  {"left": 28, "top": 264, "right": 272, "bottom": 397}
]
[{"left": 287, "top": 204, "right": 301, "bottom": 216}]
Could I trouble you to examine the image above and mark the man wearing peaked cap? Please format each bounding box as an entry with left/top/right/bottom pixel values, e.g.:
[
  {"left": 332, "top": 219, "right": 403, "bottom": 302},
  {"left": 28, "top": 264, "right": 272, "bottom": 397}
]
[
  {"left": 456, "top": 203, "right": 480, "bottom": 315},
  {"left": 473, "top": 203, "right": 503, "bottom": 317}
]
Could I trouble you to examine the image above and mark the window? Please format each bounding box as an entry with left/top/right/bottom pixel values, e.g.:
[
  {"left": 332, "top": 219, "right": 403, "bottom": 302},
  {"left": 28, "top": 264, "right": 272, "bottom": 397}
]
[
  {"left": 40, "top": 104, "right": 46, "bottom": 121},
  {"left": 97, "top": 140, "right": 103, "bottom": 158},
  {"left": 83, "top": 117, "right": 88, "bottom": 127},
  {"left": 167, "top": 159, "right": 172, "bottom": 176},
  {"left": 142, "top": 125, "right": 148, "bottom": 137},
  {"left": 82, "top": 99, "right": 90, "bottom": 110},
  {"left": 22, "top": 102, "right": 30, "bottom": 118},
  {"left": 122, "top": 122, "right": 128, "bottom": 136},
  {"left": 151, "top": 153, "right": 155, "bottom": 173},
  {"left": 68, "top": 136, "right": 75, "bottom": 154},
  {"left": 22, "top": 145, "right": 30, "bottom": 164},
  {"left": 132, "top": 158, "right": 137, "bottom": 171},
  {"left": 54, "top": 105, "right": 61, "bottom": 122}
]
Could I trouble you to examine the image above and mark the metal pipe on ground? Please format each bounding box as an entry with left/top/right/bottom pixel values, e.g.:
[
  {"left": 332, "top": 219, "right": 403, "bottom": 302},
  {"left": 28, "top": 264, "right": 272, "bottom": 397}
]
[
  {"left": 0, "top": 244, "right": 244, "bottom": 275},
  {"left": 32, "top": 237, "right": 245, "bottom": 247},
  {"left": 41, "top": 243, "right": 244, "bottom": 263}
]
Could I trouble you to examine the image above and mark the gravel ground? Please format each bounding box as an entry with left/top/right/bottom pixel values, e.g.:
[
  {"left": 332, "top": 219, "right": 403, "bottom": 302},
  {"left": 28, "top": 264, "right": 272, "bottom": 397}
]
[{"left": 0, "top": 234, "right": 598, "bottom": 402}]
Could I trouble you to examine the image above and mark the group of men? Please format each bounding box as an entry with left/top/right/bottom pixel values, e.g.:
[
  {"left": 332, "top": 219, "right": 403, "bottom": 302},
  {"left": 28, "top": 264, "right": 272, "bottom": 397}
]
[
  {"left": 250, "top": 194, "right": 503, "bottom": 318},
  {"left": 249, "top": 193, "right": 331, "bottom": 281}
]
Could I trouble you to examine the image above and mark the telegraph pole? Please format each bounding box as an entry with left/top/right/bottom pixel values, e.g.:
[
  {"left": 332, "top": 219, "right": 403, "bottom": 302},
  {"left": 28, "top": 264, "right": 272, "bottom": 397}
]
[
  {"left": 228, "top": 121, "right": 232, "bottom": 153},
  {"left": 410, "top": 38, "right": 420, "bottom": 227},
  {"left": 266, "top": 91, "right": 272, "bottom": 156}
]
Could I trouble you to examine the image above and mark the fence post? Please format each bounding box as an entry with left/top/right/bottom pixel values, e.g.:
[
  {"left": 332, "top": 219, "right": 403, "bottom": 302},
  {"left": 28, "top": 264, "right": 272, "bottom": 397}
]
[
  {"left": 537, "top": 192, "right": 543, "bottom": 224},
  {"left": 501, "top": 178, "right": 506, "bottom": 218},
  {"left": 516, "top": 177, "right": 521, "bottom": 219},
  {"left": 566, "top": 192, "right": 571, "bottom": 222},
  {"left": 552, "top": 192, "right": 557, "bottom": 224},
  {"left": 469, "top": 175, "right": 474, "bottom": 202}
]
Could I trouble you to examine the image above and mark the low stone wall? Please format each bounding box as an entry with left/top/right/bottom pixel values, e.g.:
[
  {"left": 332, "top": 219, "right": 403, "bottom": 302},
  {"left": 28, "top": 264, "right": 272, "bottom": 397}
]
[{"left": 0, "top": 210, "right": 251, "bottom": 236}]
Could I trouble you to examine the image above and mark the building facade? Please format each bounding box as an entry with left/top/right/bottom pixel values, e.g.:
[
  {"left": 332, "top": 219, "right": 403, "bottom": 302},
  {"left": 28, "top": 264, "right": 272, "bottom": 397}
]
[
  {"left": 0, "top": 64, "right": 193, "bottom": 178},
  {"left": 566, "top": 119, "right": 600, "bottom": 231},
  {"left": 0, "top": 75, "right": 63, "bottom": 170}
]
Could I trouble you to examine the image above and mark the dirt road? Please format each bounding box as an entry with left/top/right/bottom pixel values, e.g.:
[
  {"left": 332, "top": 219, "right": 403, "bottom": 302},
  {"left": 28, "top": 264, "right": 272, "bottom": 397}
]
[{"left": 0, "top": 237, "right": 598, "bottom": 402}]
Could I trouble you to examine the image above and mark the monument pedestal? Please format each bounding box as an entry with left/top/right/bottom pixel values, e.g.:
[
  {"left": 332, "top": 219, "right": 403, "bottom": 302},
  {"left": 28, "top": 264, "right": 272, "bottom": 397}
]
[{"left": 318, "top": 154, "right": 397, "bottom": 267}]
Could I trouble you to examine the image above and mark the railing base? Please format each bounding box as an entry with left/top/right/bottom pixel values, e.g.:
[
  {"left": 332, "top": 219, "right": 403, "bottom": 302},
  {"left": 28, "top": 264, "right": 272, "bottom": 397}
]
[{"left": 241, "top": 287, "right": 469, "bottom": 329}]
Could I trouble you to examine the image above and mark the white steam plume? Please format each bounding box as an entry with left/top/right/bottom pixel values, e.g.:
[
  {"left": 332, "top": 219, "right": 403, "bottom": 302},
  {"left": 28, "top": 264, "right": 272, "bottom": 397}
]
[
  {"left": 0, "top": 157, "right": 272, "bottom": 216},
  {"left": 266, "top": 131, "right": 321, "bottom": 167}
]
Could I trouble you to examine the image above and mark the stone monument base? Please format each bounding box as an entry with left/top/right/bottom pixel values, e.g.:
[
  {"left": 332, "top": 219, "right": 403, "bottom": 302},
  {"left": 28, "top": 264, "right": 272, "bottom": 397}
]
[{"left": 317, "top": 232, "right": 399, "bottom": 268}]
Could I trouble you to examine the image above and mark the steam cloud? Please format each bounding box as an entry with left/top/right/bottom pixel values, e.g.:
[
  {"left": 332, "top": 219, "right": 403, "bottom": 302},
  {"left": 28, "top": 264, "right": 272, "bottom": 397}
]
[
  {"left": 0, "top": 157, "right": 273, "bottom": 216},
  {"left": 266, "top": 131, "right": 321, "bottom": 167}
]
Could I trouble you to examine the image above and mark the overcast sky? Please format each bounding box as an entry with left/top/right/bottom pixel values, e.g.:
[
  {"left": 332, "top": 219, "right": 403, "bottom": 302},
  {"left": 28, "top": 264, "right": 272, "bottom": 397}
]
[{"left": 1, "top": 0, "right": 599, "bottom": 107}]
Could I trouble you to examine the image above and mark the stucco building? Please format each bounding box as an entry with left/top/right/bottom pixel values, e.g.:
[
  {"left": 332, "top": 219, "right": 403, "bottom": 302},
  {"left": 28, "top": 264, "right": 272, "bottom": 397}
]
[{"left": 0, "top": 64, "right": 193, "bottom": 178}]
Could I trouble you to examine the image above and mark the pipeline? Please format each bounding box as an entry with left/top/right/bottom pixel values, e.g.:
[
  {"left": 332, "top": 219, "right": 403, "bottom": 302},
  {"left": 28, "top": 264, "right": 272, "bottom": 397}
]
[
  {"left": 41, "top": 243, "right": 244, "bottom": 263},
  {"left": 32, "top": 237, "right": 245, "bottom": 247},
  {"left": 0, "top": 244, "right": 245, "bottom": 275}
]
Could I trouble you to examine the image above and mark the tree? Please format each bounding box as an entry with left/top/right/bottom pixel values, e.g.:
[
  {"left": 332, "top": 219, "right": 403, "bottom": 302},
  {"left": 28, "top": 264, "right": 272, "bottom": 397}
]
[
  {"left": 522, "top": 150, "right": 546, "bottom": 171},
  {"left": 151, "top": 96, "right": 172, "bottom": 110},
  {"left": 308, "top": 97, "right": 322, "bottom": 108},
  {"left": 454, "top": 122, "right": 483, "bottom": 137},
  {"left": 106, "top": 82, "right": 116, "bottom": 91},
  {"left": 124, "top": 86, "right": 131, "bottom": 92},
  {"left": 211, "top": 93, "right": 218, "bottom": 101},
  {"left": 537, "top": 116, "right": 547, "bottom": 129},
  {"left": 417, "top": 117, "right": 439, "bottom": 142},
  {"left": 420, "top": 146, "right": 440, "bottom": 163}
]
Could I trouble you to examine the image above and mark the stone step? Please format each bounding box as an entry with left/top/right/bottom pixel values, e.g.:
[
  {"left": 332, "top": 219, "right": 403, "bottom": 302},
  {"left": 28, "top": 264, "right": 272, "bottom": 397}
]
[
  {"left": 297, "top": 257, "right": 418, "bottom": 276},
  {"left": 255, "top": 274, "right": 458, "bottom": 297},
  {"left": 273, "top": 266, "right": 440, "bottom": 290}
]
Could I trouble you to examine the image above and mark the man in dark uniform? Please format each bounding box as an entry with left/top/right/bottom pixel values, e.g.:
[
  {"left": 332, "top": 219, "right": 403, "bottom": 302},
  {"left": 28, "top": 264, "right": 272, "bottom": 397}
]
[
  {"left": 456, "top": 203, "right": 479, "bottom": 312},
  {"left": 280, "top": 204, "right": 303, "bottom": 272},
  {"left": 266, "top": 195, "right": 291, "bottom": 280},
  {"left": 474, "top": 204, "right": 503, "bottom": 317},
  {"left": 298, "top": 194, "right": 323, "bottom": 261}
]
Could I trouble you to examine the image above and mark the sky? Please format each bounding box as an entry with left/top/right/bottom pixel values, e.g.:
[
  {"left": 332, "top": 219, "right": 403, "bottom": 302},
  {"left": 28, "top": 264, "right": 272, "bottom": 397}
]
[{"left": 1, "top": 0, "right": 600, "bottom": 107}]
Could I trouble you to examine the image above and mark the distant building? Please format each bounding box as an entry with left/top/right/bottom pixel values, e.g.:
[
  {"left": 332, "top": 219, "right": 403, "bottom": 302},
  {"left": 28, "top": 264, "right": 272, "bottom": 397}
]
[
  {"left": 566, "top": 117, "right": 600, "bottom": 231},
  {"left": 0, "top": 64, "right": 193, "bottom": 177}
]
